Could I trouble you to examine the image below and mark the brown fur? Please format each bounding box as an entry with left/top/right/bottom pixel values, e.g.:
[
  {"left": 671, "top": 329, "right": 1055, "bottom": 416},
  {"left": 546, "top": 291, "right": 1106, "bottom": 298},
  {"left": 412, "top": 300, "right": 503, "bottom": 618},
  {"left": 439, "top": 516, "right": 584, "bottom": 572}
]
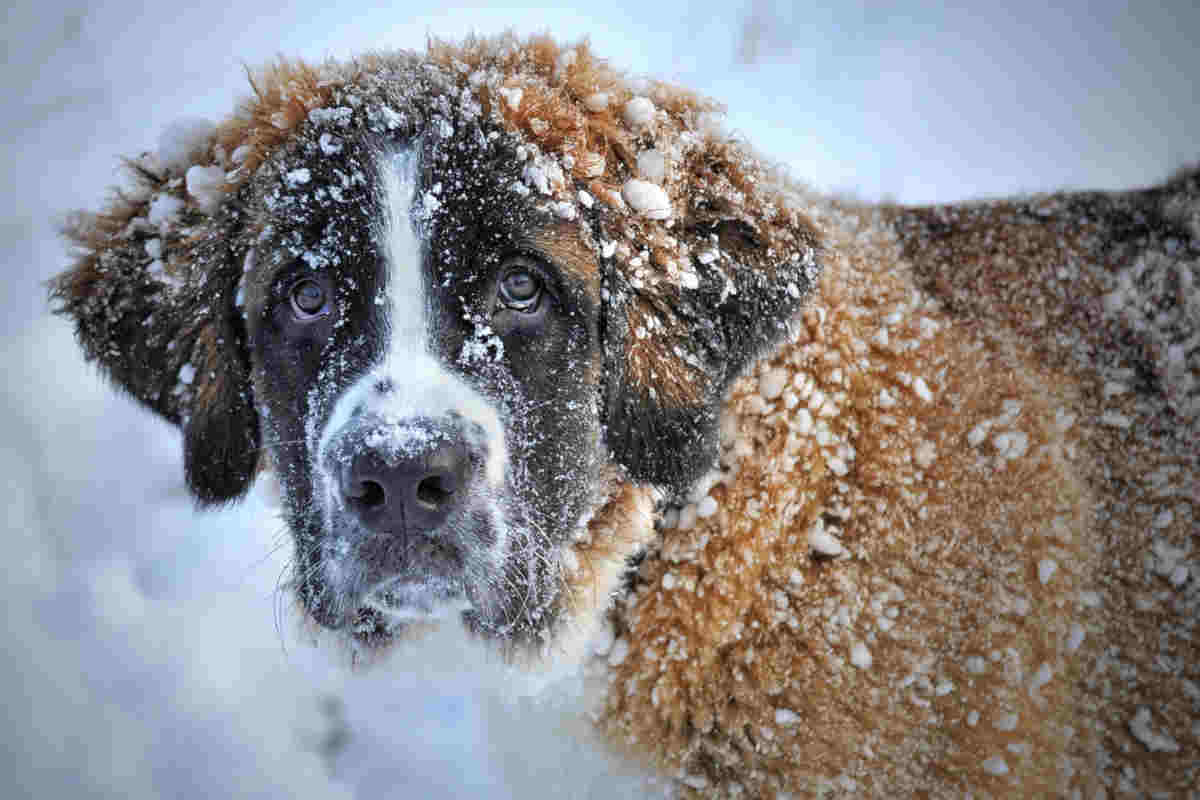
[
  {"left": 597, "top": 186, "right": 1198, "bottom": 795},
  {"left": 50, "top": 33, "right": 1198, "bottom": 798}
]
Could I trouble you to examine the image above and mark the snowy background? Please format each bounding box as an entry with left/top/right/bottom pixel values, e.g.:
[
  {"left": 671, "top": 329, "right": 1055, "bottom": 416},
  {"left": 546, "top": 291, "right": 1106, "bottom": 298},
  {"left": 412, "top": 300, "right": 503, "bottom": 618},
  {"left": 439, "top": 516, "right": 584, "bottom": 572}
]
[{"left": 2, "top": 1, "right": 1197, "bottom": 797}]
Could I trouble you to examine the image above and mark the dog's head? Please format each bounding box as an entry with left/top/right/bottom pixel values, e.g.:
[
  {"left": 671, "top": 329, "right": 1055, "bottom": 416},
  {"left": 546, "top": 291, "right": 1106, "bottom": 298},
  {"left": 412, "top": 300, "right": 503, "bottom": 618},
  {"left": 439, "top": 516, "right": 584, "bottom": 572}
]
[{"left": 52, "top": 35, "right": 821, "bottom": 659}]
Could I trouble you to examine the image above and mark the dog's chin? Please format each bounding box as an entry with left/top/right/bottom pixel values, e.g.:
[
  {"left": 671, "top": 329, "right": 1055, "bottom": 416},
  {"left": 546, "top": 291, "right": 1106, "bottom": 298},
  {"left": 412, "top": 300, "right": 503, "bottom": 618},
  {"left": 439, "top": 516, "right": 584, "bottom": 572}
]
[
  {"left": 335, "top": 575, "right": 473, "bottom": 647},
  {"left": 362, "top": 575, "right": 471, "bottom": 621}
]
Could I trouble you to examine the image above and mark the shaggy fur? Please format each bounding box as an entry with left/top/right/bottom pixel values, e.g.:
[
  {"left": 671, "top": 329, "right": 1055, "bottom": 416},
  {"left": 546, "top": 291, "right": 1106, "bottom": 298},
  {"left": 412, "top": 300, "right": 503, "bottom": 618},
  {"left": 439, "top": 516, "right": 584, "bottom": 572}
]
[{"left": 52, "top": 33, "right": 1198, "bottom": 798}]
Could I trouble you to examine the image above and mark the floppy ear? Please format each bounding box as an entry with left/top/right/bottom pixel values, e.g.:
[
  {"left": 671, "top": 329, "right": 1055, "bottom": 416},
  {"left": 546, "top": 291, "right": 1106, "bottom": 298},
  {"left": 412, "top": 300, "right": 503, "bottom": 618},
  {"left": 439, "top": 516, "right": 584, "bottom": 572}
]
[
  {"left": 51, "top": 155, "right": 259, "bottom": 506},
  {"left": 598, "top": 149, "right": 823, "bottom": 498}
]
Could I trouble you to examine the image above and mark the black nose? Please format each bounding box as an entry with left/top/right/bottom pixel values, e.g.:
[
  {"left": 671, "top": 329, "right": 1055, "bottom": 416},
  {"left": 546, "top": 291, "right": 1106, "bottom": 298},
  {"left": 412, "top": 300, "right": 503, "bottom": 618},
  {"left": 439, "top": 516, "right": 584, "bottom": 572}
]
[{"left": 337, "top": 418, "right": 471, "bottom": 535}]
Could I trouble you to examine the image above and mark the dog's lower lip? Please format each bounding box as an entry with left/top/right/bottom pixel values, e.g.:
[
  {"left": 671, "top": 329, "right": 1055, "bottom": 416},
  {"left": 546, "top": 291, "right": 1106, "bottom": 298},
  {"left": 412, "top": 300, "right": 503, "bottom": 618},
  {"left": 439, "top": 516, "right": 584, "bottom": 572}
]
[{"left": 360, "top": 575, "right": 469, "bottom": 620}]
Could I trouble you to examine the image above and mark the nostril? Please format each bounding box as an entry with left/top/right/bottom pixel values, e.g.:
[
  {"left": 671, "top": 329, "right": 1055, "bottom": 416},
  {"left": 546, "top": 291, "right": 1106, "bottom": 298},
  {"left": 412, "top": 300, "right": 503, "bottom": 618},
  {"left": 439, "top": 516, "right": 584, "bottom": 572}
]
[
  {"left": 335, "top": 422, "right": 471, "bottom": 533},
  {"left": 416, "top": 474, "right": 454, "bottom": 510},
  {"left": 347, "top": 479, "right": 386, "bottom": 509}
]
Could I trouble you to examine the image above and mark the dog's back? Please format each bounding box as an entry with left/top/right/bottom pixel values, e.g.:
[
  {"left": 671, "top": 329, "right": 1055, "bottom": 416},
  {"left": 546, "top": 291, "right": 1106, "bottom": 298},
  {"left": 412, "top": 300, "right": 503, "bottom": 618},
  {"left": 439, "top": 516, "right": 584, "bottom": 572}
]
[{"left": 598, "top": 173, "right": 1199, "bottom": 797}]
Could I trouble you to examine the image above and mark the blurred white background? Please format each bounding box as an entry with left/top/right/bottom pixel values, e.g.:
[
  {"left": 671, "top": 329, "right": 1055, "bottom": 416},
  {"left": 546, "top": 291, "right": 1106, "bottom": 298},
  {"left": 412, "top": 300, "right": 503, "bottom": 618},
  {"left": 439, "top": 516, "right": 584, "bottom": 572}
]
[{"left": 2, "top": 1, "right": 1196, "bottom": 797}]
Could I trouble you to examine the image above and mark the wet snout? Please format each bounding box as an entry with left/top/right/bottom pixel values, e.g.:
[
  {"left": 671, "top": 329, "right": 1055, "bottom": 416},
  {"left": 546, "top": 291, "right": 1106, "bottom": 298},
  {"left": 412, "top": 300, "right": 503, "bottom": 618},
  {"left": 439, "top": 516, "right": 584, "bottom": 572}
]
[{"left": 333, "top": 416, "right": 477, "bottom": 537}]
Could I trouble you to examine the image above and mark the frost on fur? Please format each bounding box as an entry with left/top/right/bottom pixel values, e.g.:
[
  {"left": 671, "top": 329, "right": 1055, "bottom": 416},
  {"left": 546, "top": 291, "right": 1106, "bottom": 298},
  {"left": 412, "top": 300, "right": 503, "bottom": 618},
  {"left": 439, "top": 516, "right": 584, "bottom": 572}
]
[{"left": 49, "top": 33, "right": 1200, "bottom": 800}]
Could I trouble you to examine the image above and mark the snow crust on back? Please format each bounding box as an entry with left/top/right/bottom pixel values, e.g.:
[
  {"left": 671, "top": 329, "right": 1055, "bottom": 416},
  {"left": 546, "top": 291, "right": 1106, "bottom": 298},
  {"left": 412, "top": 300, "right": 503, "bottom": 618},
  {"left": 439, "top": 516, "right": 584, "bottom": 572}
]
[{"left": 596, "top": 170, "right": 1200, "bottom": 797}]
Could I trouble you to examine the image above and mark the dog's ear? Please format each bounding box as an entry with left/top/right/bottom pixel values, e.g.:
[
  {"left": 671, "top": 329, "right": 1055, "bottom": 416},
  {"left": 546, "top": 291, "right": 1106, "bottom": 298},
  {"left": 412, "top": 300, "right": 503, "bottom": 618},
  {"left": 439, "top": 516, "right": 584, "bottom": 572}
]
[
  {"left": 51, "top": 151, "right": 259, "bottom": 506},
  {"left": 598, "top": 147, "right": 823, "bottom": 498}
]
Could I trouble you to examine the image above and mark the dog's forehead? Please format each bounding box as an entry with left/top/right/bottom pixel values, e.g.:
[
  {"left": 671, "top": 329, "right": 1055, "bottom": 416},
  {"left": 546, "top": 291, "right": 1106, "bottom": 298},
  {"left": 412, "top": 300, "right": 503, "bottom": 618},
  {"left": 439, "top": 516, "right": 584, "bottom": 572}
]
[{"left": 243, "top": 125, "right": 601, "bottom": 300}]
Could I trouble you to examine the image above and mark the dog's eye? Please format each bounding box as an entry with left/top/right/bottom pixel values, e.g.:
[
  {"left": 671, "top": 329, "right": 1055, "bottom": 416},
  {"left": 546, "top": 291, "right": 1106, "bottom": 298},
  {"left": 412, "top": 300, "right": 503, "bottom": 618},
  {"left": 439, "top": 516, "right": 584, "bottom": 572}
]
[
  {"left": 498, "top": 267, "right": 543, "bottom": 312},
  {"left": 290, "top": 278, "right": 328, "bottom": 320}
]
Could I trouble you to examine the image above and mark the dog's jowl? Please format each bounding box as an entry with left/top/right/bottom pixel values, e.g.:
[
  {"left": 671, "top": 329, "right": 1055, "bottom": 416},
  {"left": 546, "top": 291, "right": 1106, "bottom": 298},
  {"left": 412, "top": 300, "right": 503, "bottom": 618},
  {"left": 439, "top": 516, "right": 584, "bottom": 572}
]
[{"left": 52, "top": 34, "right": 1198, "bottom": 798}]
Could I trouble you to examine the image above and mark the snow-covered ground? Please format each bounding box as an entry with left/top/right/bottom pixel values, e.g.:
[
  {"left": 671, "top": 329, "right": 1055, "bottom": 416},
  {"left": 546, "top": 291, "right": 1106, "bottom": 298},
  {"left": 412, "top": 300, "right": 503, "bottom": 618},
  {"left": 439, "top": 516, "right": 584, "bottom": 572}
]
[{"left": 2, "top": 2, "right": 1196, "bottom": 798}]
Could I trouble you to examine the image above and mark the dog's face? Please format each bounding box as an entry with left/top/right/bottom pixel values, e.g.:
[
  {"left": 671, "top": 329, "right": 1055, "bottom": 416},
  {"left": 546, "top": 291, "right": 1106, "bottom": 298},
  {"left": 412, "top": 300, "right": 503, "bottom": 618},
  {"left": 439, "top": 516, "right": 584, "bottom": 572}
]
[
  {"left": 245, "top": 123, "right": 611, "bottom": 644},
  {"left": 52, "top": 38, "right": 823, "bottom": 658}
]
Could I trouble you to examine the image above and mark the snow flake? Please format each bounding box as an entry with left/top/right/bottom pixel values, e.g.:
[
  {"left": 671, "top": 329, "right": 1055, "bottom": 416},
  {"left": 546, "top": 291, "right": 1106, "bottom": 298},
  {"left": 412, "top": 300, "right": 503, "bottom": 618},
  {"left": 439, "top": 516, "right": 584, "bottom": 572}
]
[
  {"left": 1100, "top": 410, "right": 1133, "bottom": 428},
  {"left": 318, "top": 132, "right": 343, "bottom": 155},
  {"left": 1029, "top": 663, "right": 1053, "bottom": 695},
  {"left": 994, "top": 712, "right": 1018, "bottom": 731},
  {"left": 372, "top": 105, "right": 410, "bottom": 132},
  {"left": 420, "top": 189, "right": 442, "bottom": 218},
  {"left": 967, "top": 420, "right": 991, "bottom": 447},
  {"left": 1128, "top": 707, "right": 1180, "bottom": 753},
  {"left": 147, "top": 194, "right": 183, "bottom": 229},
  {"left": 1065, "top": 623, "right": 1085, "bottom": 652},
  {"left": 981, "top": 756, "right": 1009, "bottom": 776},
  {"left": 993, "top": 430, "right": 1029, "bottom": 460},
  {"left": 912, "top": 376, "right": 933, "bottom": 403},
  {"left": 808, "top": 522, "right": 844, "bottom": 557},
  {"left": 636, "top": 149, "right": 666, "bottom": 182},
  {"left": 621, "top": 179, "right": 671, "bottom": 220},
  {"left": 308, "top": 106, "right": 353, "bottom": 127},
  {"left": 774, "top": 708, "right": 800, "bottom": 726},
  {"left": 583, "top": 92, "right": 609, "bottom": 112},
  {"left": 185, "top": 165, "right": 225, "bottom": 212},
  {"left": 622, "top": 96, "right": 656, "bottom": 129},
  {"left": 285, "top": 168, "right": 311, "bottom": 188},
  {"left": 913, "top": 441, "right": 937, "bottom": 469},
  {"left": 522, "top": 165, "right": 550, "bottom": 195},
  {"left": 850, "top": 642, "right": 872, "bottom": 669},
  {"left": 157, "top": 117, "right": 215, "bottom": 174},
  {"left": 498, "top": 86, "right": 523, "bottom": 111},
  {"left": 759, "top": 368, "right": 789, "bottom": 401}
]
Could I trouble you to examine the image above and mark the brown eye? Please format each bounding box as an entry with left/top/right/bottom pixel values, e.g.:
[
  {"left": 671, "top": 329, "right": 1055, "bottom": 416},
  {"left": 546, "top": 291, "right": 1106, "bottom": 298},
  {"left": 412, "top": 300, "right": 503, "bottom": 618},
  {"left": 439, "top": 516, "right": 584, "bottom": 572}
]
[
  {"left": 498, "top": 269, "right": 542, "bottom": 312},
  {"left": 290, "top": 278, "right": 328, "bottom": 319}
]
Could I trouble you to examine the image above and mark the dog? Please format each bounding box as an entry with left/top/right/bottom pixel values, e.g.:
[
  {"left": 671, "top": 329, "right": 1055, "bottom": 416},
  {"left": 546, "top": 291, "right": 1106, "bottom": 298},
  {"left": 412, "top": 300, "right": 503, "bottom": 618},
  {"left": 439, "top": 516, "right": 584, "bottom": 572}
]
[{"left": 52, "top": 33, "right": 1198, "bottom": 798}]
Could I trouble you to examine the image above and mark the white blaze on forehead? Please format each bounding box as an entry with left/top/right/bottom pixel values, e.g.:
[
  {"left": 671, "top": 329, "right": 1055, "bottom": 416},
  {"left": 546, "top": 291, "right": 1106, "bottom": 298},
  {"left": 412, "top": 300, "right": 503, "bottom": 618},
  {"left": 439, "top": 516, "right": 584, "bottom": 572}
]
[
  {"left": 315, "top": 145, "right": 507, "bottom": 487},
  {"left": 379, "top": 147, "right": 427, "bottom": 353}
]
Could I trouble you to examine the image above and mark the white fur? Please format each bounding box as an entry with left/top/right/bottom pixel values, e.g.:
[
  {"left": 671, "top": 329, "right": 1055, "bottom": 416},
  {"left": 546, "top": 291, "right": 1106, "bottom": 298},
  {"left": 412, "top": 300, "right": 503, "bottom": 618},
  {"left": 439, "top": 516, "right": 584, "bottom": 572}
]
[
  {"left": 312, "top": 145, "right": 512, "bottom": 619},
  {"left": 315, "top": 145, "right": 508, "bottom": 487}
]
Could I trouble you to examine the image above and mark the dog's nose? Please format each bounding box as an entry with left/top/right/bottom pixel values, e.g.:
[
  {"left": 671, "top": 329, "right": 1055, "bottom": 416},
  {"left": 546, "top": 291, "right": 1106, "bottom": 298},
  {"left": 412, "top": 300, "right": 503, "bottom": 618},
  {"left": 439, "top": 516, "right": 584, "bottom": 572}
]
[{"left": 338, "top": 418, "right": 471, "bottom": 535}]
